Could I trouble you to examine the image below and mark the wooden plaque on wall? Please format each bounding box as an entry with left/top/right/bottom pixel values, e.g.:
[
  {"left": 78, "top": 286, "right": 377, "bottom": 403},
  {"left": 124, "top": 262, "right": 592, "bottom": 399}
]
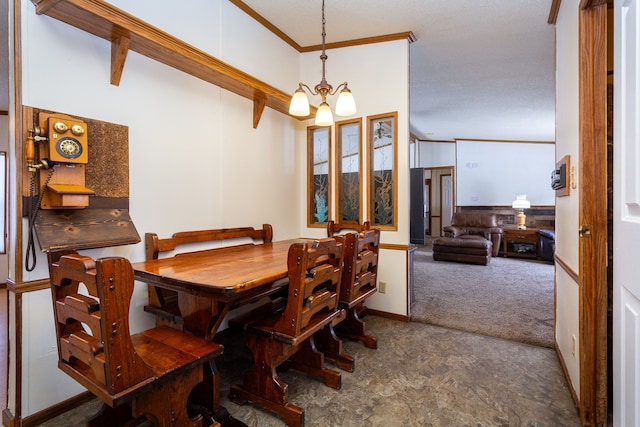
[{"left": 24, "top": 106, "right": 140, "bottom": 250}]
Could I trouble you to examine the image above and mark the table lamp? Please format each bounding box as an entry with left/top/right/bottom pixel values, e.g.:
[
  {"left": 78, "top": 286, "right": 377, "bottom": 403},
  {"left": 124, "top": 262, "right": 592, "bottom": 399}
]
[{"left": 512, "top": 194, "right": 531, "bottom": 230}]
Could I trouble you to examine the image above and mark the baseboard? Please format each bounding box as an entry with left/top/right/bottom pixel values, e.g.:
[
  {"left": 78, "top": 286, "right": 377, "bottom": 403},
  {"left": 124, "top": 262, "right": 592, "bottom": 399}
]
[
  {"left": 367, "top": 308, "right": 409, "bottom": 323},
  {"left": 20, "top": 391, "right": 95, "bottom": 427},
  {"left": 3, "top": 408, "right": 15, "bottom": 427},
  {"left": 555, "top": 341, "right": 580, "bottom": 409}
]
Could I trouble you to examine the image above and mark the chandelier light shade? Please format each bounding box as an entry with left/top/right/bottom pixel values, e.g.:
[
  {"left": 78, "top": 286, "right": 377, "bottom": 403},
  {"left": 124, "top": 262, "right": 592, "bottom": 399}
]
[
  {"left": 288, "top": 0, "right": 356, "bottom": 126},
  {"left": 289, "top": 88, "right": 311, "bottom": 116}
]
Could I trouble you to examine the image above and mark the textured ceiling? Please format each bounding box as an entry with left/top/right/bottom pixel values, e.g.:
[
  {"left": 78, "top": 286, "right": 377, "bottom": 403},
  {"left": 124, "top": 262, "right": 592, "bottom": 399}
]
[
  {"left": 241, "top": 0, "right": 556, "bottom": 142},
  {"left": 1, "top": 1, "right": 556, "bottom": 142}
]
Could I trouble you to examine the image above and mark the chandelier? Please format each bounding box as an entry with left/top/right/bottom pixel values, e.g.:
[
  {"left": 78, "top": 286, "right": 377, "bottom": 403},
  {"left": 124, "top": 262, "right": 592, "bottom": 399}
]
[{"left": 288, "top": 0, "right": 356, "bottom": 126}]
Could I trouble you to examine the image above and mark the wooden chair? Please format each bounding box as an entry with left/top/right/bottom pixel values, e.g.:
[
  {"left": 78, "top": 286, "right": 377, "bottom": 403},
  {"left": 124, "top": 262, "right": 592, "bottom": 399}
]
[
  {"left": 335, "top": 229, "right": 380, "bottom": 348},
  {"left": 326, "top": 220, "right": 370, "bottom": 237},
  {"left": 47, "top": 250, "right": 225, "bottom": 427},
  {"left": 316, "top": 229, "right": 380, "bottom": 371},
  {"left": 144, "top": 224, "right": 275, "bottom": 330},
  {"left": 228, "top": 238, "right": 344, "bottom": 427}
]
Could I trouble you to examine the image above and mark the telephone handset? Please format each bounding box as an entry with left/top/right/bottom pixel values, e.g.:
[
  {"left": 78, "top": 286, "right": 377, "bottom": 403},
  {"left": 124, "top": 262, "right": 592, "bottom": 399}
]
[{"left": 25, "top": 112, "right": 94, "bottom": 271}]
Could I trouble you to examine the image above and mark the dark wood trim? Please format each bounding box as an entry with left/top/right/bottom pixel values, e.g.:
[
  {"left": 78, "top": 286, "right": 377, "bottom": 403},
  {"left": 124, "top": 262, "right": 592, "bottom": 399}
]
[
  {"left": 379, "top": 243, "right": 409, "bottom": 251},
  {"left": 556, "top": 342, "right": 580, "bottom": 408},
  {"left": 2, "top": 408, "right": 15, "bottom": 427},
  {"left": 6, "top": 278, "right": 50, "bottom": 294},
  {"left": 13, "top": 292, "right": 21, "bottom": 424},
  {"left": 301, "top": 32, "right": 416, "bottom": 53},
  {"left": 549, "top": 0, "right": 562, "bottom": 24},
  {"left": 556, "top": 254, "right": 579, "bottom": 284},
  {"left": 578, "top": 2, "right": 609, "bottom": 425},
  {"left": 229, "top": 1, "right": 416, "bottom": 53},
  {"left": 20, "top": 392, "right": 95, "bottom": 427},
  {"left": 11, "top": 1, "right": 24, "bottom": 422},
  {"left": 14, "top": 0, "right": 25, "bottom": 285},
  {"left": 580, "top": 0, "right": 608, "bottom": 9},
  {"left": 455, "top": 138, "right": 556, "bottom": 145},
  {"left": 228, "top": 0, "right": 302, "bottom": 51},
  {"left": 366, "top": 309, "right": 409, "bottom": 323},
  {"left": 0, "top": 111, "right": 7, "bottom": 116},
  {"left": 416, "top": 139, "right": 456, "bottom": 143}
]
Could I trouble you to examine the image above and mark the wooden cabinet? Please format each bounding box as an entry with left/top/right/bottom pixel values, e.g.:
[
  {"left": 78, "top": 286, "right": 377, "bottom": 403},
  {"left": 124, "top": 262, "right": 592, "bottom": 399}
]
[{"left": 503, "top": 229, "right": 539, "bottom": 259}]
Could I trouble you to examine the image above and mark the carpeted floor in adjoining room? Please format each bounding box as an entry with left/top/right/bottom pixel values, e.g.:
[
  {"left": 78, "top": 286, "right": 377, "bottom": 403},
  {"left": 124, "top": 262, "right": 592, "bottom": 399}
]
[{"left": 410, "top": 243, "right": 555, "bottom": 348}]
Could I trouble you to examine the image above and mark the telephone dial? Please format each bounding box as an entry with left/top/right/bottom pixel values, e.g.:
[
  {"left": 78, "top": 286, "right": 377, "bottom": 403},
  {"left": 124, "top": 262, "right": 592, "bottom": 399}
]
[{"left": 25, "top": 112, "right": 94, "bottom": 270}]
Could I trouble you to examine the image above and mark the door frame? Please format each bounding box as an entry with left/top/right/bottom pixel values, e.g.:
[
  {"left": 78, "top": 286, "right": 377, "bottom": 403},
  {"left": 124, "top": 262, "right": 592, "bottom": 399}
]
[
  {"left": 425, "top": 178, "right": 431, "bottom": 236},
  {"left": 578, "top": 0, "right": 609, "bottom": 424}
]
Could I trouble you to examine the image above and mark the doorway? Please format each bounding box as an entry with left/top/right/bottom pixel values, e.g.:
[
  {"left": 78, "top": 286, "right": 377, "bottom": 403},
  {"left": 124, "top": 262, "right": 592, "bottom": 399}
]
[{"left": 409, "top": 166, "right": 454, "bottom": 241}]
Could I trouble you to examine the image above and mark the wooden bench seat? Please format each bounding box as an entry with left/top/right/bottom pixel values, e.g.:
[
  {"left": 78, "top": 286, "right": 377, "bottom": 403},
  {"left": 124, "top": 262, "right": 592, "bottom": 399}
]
[
  {"left": 48, "top": 250, "right": 225, "bottom": 426},
  {"left": 229, "top": 238, "right": 344, "bottom": 427},
  {"left": 144, "top": 224, "right": 276, "bottom": 332},
  {"left": 326, "top": 220, "right": 370, "bottom": 237}
]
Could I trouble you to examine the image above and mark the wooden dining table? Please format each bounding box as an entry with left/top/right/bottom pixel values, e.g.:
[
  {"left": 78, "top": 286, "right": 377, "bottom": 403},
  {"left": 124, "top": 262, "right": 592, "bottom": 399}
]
[{"left": 131, "top": 238, "right": 311, "bottom": 340}]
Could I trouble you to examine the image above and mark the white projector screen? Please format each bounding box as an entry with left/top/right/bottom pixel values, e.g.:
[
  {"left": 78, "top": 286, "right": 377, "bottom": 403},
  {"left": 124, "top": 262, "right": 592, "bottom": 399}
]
[{"left": 456, "top": 140, "right": 556, "bottom": 206}]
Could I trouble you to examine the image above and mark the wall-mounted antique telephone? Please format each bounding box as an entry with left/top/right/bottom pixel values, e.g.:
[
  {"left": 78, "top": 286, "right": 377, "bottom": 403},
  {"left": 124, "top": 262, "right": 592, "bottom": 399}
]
[{"left": 25, "top": 112, "right": 95, "bottom": 270}]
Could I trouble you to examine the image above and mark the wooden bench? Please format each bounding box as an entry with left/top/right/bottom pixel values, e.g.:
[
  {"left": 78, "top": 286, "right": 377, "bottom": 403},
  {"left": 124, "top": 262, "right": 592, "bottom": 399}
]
[
  {"left": 326, "top": 220, "right": 370, "bottom": 237},
  {"left": 47, "top": 250, "right": 225, "bottom": 427},
  {"left": 144, "top": 224, "right": 276, "bottom": 332},
  {"left": 229, "top": 238, "right": 344, "bottom": 427}
]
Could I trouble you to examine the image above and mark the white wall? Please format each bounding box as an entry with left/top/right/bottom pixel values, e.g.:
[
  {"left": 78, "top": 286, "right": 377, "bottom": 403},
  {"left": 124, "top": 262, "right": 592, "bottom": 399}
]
[
  {"left": 554, "top": 0, "right": 581, "bottom": 398},
  {"left": 16, "top": 0, "right": 301, "bottom": 415},
  {"left": 417, "top": 141, "right": 455, "bottom": 168},
  {"left": 417, "top": 139, "right": 555, "bottom": 208},
  {"left": 456, "top": 140, "right": 555, "bottom": 206},
  {"left": 296, "top": 39, "right": 411, "bottom": 314},
  {"left": 12, "top": 0, "right": 411, "bottom": 416}
]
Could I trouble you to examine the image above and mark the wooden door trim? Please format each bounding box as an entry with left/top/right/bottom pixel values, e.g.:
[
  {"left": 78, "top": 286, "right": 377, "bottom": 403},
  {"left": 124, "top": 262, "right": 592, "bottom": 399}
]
[
  {"left": 578, "top": 2, "right": 609, "bottom": 425},
  {"left": 425, "top": 178, "right": 432, "bottom": 236}
]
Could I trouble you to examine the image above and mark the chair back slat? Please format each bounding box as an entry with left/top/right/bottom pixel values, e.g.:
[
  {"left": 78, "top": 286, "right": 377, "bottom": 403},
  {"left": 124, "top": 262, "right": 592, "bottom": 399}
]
[
  {"left": 48, "top": 250, "right": 154, "bottom": 396},
  {"left": 339, "top": 229, "right": 380, "bottom": 305},
  {"left": 327, "top": 220, "right": 370, "bottom": 237},
  {"left": 272, "top": 238, "right": 343, "bottom": 339}
]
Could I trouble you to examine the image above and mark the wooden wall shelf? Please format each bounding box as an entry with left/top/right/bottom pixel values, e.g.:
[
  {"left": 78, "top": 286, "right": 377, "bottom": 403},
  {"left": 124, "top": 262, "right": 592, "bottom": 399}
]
[{"left": 31, "top": 0, "right": 315, "bottom": 128}]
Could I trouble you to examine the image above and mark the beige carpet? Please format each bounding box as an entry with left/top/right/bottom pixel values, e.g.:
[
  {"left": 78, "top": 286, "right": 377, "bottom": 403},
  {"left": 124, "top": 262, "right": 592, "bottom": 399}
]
[{"left": 411, "top": 245, "right": 555, "bottom": 348}]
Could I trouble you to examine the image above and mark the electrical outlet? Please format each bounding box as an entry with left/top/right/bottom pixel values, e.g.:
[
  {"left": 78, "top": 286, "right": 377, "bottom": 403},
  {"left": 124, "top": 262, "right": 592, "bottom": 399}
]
[
  {"left": 378, "top": 281, "right": 387, "bottom": 294},
  {"left": 572, "top": 335, "right": 576, "bottom": 358}
]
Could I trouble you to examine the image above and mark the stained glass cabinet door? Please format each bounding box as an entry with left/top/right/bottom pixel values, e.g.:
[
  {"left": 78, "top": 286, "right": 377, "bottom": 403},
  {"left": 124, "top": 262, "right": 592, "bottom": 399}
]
[
  {"left": 307, "top": 126, "right": 331, "bottom": 227},
  {"left": 368, "top": 112, "right": 398, "bottom": 230}
]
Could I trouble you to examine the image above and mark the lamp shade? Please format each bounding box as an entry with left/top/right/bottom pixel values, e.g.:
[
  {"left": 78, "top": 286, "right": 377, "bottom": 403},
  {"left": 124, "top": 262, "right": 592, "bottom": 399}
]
[
  {"left": 289, "top": 88, "right": 310, "bottom": 116},
  {"left": 315, "top": 102, "right": 334, "bottom": 126},
  {"left": 335, "top": 87, "right": 356, "bottom": 116},
  {"left": 512, "top": 194, "right": 531, "bottom": 209}
]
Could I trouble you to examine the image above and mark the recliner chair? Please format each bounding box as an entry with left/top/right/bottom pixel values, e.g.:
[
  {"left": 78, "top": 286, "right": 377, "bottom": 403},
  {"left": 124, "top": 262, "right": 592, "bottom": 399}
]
[{"left": 442, "top": 212, "right": 503, "bottom": 257}]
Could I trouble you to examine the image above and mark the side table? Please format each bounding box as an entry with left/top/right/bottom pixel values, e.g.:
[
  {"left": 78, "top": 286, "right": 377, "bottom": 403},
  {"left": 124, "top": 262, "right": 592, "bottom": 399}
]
[{"left": 503, "top": 228, "right": 539, "bottom": 259}]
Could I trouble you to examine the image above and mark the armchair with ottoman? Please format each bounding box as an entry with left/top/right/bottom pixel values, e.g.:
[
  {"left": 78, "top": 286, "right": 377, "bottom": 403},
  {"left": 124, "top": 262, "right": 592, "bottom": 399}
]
[{"left": 432, "top": 212, "right": 503, "bottom": 265}]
